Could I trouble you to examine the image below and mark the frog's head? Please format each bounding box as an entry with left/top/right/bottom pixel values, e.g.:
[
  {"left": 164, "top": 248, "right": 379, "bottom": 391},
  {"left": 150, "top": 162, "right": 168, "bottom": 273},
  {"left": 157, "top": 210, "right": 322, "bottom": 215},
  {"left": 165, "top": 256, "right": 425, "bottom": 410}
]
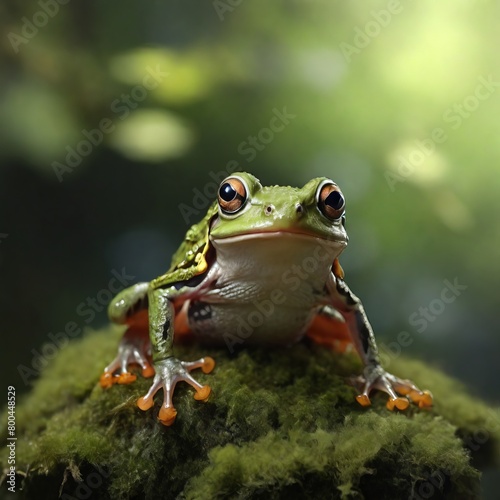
[{"left": 209, "top": 172, "right": 348, "bottom": 247}]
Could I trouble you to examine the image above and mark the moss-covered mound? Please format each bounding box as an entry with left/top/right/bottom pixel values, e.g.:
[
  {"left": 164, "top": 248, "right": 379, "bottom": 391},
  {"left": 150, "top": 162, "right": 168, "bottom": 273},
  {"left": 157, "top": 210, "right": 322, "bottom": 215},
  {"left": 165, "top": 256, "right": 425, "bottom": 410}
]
[{"left": 1, "top": 327, "right": 499, "bottom": 499}]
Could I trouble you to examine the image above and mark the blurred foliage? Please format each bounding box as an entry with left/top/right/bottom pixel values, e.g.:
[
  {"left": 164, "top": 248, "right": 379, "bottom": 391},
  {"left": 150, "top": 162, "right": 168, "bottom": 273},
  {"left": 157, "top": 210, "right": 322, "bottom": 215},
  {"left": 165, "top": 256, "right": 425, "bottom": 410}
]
[{"left": 1, "top": 0, "right": 500, "bottom": 491}]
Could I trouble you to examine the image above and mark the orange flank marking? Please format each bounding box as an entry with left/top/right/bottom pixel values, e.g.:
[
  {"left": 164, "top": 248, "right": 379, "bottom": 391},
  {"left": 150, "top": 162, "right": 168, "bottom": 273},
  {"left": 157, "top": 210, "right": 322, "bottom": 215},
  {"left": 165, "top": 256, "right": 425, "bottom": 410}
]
[
  {"left": 121, "top": 300, "right": 194, "bottom": 344},
  {"left": 173, "top": 303, "right": 194, "bottom": 341},
  {"left": 122, "top": 318, "right": 149, "bottom": 346},
  {"left": 333, "top": 258, "right": 345, "bottom": 280},
  {"left": 126, "top": 309, "right": 149, "bottom": 330},
  {"left": 306, "top": 314, "right": 352, "bottom": 353}
]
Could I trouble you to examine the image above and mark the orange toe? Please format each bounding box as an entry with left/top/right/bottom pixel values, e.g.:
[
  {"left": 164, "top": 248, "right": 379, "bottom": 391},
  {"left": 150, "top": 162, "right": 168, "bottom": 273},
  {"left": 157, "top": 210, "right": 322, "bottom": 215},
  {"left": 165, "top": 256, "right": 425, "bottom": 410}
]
[
  {"left": 417, "top": 391, "right": 433, "bottom": 408},
  {"left": 142, "top": 366, "right": 155, "bottom": 378},
  {"left": 395, "top": 385, "right": 412, "bottom": 396},
  {"left": 356, "top": 394, "right": 371, "bottom": 407},
  {"left": 201, "top": 357, "right": 215, "bottom": 374},
  {"left": 194, "top": 385, "right": 211, "bottom": 402},
  {"left": 158, "top": 406, "right": 177, "bottom": 426},
  {"left": 409, "top": 389, "right": 433, "bottom": 408},
  {"left": 137, "top": 396, "right": 154, "bottom": 411},
  {"left": 387, "top": 397, "right": 410, "bottom": 411},
  {"left": 99, "top": 372, "right": 114, "bottom": 388},
  {"left": 117, "top": 372, "right": 137, "bottom": 385}
]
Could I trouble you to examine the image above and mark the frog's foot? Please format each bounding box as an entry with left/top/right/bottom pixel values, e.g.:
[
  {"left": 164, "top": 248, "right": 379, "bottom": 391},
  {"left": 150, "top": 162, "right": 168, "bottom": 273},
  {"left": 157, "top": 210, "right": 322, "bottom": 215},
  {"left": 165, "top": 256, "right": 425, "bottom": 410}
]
[
  {"left": 353, "top": 365, "right": 433, "bottom": 411},
  {"left": 100, "top": 341, "right": 154, "bottom": 388},
  {"left": 136, "top": 356, "right": 215, "bottom": 426}
]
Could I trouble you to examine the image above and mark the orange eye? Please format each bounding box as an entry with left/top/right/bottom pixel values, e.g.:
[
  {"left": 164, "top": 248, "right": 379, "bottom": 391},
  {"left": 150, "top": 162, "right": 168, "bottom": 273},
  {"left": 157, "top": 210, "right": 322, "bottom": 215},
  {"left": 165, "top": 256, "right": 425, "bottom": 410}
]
[
  {"left": 218, "top": 177, "right": 247, "bottom": 214},
  {"left": 318, "top": 183, "right": 345, "bottom": 220}
]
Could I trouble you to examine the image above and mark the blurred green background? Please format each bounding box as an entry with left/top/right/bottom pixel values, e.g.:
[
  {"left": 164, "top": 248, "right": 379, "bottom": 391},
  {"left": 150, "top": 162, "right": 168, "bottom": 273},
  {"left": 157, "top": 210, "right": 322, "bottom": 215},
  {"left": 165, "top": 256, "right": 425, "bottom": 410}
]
[{"left": 1, "top": 0, "right": 499, "bottom": 490}]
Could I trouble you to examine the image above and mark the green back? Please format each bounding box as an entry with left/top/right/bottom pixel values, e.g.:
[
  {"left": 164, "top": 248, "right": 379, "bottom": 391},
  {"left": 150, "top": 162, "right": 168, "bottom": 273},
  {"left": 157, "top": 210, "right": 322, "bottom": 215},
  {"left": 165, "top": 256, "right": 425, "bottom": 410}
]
[{"left": 151, "top": 201, "right": 218, "bottom": 289}]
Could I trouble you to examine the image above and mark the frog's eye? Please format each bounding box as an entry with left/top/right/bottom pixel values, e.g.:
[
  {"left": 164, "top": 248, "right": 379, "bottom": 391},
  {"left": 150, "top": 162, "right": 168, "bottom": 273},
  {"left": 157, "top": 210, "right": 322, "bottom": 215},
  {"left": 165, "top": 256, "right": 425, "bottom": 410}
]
[
  {"left": 218, "top": 177, "right": 247, "bottom": 214},
  {"left": 318, "top": 183, "right": 345, "bottom": 220}
]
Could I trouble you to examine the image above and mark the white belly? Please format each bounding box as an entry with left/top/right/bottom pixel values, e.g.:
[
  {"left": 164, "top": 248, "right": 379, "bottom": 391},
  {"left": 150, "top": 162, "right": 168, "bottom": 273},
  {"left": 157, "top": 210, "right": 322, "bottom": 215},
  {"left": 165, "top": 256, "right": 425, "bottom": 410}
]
[{"left": 187, "top": 232, "right": 345, "bottom": 345}]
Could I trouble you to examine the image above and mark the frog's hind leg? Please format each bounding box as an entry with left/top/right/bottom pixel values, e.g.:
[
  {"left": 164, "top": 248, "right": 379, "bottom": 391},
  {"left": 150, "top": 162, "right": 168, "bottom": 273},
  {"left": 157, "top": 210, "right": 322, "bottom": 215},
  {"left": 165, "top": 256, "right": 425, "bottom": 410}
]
[
  {"left": 100, "top": 284, "right": 154, "bottom": 388},
  {"left": 100, "top": 317, "right": 154, "bottom": 388},
  {"left": 331, "top": 279, "right": 433, "bottom": 410},
  {"left": 306, "top": 305, "right": 353, "bottom": 354}
]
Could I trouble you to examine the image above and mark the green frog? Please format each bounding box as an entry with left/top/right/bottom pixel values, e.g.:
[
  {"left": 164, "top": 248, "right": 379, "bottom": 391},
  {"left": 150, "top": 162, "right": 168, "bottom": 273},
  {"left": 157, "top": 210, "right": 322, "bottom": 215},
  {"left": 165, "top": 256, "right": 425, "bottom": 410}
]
[{"left": 100, "top": 172, "right": 432, "bottom": 425}]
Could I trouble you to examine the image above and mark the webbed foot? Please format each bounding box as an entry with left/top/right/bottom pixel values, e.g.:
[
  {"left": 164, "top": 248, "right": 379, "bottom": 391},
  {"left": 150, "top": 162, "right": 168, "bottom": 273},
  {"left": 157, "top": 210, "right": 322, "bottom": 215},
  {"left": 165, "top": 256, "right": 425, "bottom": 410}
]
[
  {"left": 137, "top": 356, "right": 215, "bottom": 426},
  {"left": 353, "top": 365, "right": 433, "bottom": 411},
  {"left": 100, "top": 330, "right": 153, "bottom": 388}
]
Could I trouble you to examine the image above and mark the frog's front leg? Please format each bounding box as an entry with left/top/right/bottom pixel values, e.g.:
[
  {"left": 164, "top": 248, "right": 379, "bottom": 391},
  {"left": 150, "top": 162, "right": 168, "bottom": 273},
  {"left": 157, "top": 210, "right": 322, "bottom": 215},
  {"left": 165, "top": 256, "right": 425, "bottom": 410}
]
[
  {"left": 100, "top": 283, "right": 154, "bottom": 388},
  {"left": 331, "top": 279, "right": 433, "bottom": 410},
  {"left": 136, "top": 288, "right": 215, "bottom": 426}
]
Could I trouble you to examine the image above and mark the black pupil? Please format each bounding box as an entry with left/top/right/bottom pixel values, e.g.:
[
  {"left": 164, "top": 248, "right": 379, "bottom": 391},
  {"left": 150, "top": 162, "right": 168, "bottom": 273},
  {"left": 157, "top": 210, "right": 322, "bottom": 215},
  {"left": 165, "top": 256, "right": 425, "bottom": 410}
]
[
  {"left": 325, "top": 190, "right": 343, "bottom": 210},
  {"left": 219, "top": 183, "right": 237, "bottom": 202}
]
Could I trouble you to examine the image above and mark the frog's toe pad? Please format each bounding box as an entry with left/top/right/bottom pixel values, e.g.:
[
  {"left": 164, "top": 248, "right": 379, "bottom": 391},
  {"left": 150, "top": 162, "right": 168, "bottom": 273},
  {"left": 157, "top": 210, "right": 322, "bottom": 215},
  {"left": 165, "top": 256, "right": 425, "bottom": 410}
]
[
  {"left": 117, "top": 372, "right": 137, "bottom": 385},
  {"left": 194, "top": 385, "right": 211, "bottom": 402},
  {"left": 392, "top": 379, "right": 433, "bottom": 408},
  {"left": 158, "top": 406, "right": 177, "bottom": 426},
  {"left": 356, "top": 394, "right": 371, "bottom": 407},
  {"left": 99, "top": 372, "right": 115, "bottom": 389},
  {"left": 201, "top": 357, "right": 216, "bottom": 374},
  {"left": 409, "top": 390, "right": 433, "bottom": 408},
  {"left": 354, "top": 369, "right": 433, "bottom": 411},
  {"left": 137, "top": 395, "right": 155, "bottom": 411},
  {"left": 100, "top": 370, "right": 139, "bottom": 388},
  {"left": 386, "top": 397, "right": 410, "bottom": 411},
  {"left": 142, "top": 366, "right": 155, "bottom": 378}
]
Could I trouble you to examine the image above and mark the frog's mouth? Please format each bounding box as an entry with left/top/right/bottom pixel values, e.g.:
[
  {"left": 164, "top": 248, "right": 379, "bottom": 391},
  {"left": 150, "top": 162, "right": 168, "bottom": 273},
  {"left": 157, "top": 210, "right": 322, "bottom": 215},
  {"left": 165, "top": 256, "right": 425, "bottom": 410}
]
[{"left": 211, "top": 230, "right": 348, "bottom": 246}]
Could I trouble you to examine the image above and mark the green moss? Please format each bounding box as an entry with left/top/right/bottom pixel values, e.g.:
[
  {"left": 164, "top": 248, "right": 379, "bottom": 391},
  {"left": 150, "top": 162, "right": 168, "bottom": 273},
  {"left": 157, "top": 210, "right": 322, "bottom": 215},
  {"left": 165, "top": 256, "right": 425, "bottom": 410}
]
[{"left": 1, "top": 327, "right": 499, "bottom": 499}]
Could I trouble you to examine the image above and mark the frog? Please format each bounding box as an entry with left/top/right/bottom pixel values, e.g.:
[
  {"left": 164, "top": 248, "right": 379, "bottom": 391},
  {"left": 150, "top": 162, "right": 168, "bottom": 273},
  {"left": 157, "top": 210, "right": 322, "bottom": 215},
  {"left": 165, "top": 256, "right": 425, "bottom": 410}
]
[{"left": 100, "top": 172, "right": 432, "bottom": 426}]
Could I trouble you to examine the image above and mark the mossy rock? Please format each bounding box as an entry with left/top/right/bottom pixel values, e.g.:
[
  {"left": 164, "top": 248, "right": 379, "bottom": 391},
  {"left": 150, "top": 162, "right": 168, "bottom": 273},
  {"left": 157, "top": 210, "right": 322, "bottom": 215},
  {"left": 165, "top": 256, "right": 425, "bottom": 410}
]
[{"left": 1, "top": 326, "right": 499, "bottom": 499}]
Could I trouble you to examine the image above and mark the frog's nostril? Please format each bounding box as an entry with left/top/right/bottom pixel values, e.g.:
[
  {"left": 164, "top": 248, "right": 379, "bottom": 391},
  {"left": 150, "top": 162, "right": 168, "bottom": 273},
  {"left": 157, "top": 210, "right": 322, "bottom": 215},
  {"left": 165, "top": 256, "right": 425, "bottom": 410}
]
[
  {"left": 264, "top": 205, "right": 274, "bottom": 216},
  {"left": 296, "top": 203, "right": 304, "bottom": 215}
]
